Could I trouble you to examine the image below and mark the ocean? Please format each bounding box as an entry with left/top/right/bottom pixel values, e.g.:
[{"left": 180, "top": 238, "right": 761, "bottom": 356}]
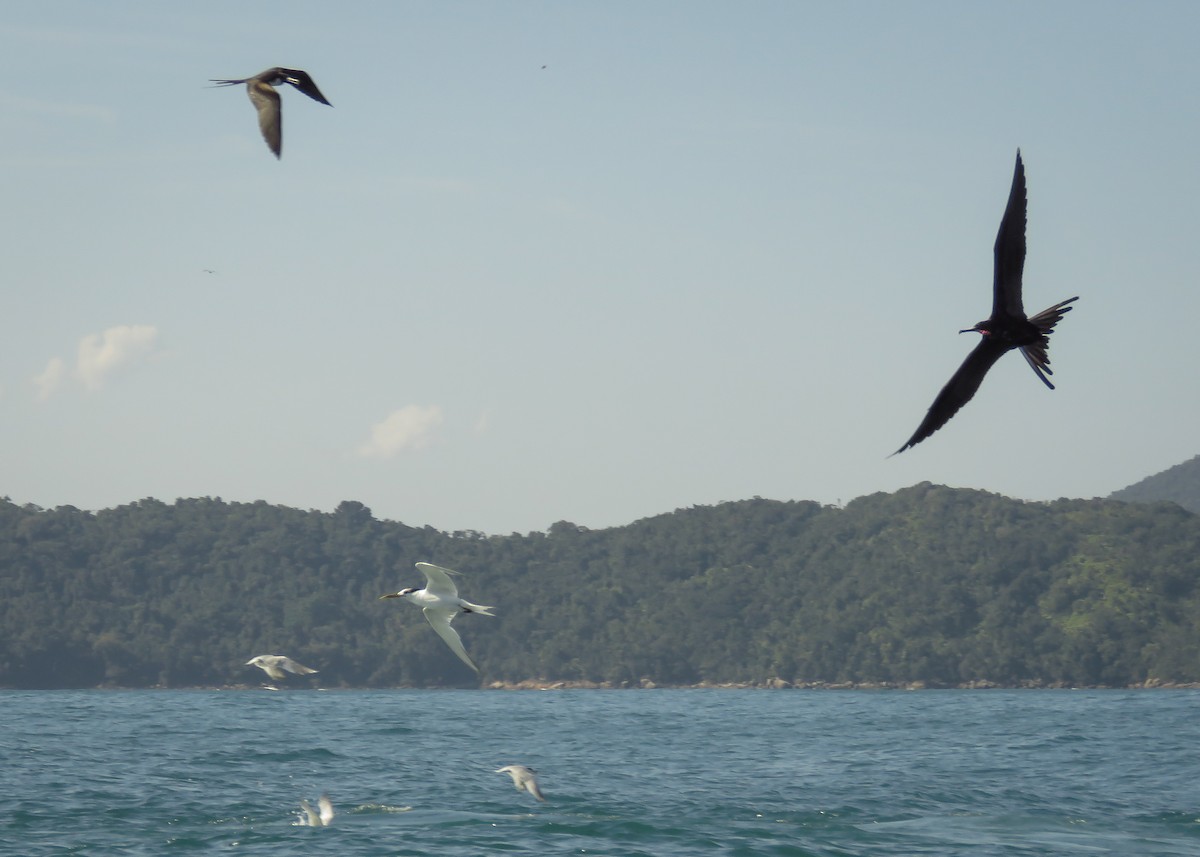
[{"left": 2, "top": 689, "right": 1197, "bottom": 856}]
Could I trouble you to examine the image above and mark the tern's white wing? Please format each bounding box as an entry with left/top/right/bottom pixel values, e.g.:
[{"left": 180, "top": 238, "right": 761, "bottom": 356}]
[
  {"left": 274, "top": 656, "right": 317, "bottom": 676},
  {"left": 317, "top": 794, "right": 334, "bottom": 826},
  {"left": 523, "top": 773, "right": 546, "bottom": 802},
  {"left": 422, "top": 607, "right": 478, "bottom": 671},
  {"left": 299, "top": 799, "right": 321, "bottom": 826},
  {"left": 416, "top": 562, "right": 461, "bottom": 598},
  {"left": 246, "top": 655, "right": 281, "bottom": 680}
]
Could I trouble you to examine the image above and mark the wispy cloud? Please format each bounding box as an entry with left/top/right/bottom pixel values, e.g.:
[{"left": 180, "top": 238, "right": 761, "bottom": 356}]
[
  {"left": 76, "top": 325, "right": 159, "bottom": 390},
  {"left": 358, "top": 405, "right": 444, "bottom": 458},
  {"left": 33, "top": 324, "right": 160, "bottom": 400},
  {"left": 0, "top": 23, "right": 180, "bottom": 52},
  {"left": 32, "top": 357, "right": 66, "bottom": 401},
  {"left": 0, "top": 92, "right": 117, "bottom": 124}
]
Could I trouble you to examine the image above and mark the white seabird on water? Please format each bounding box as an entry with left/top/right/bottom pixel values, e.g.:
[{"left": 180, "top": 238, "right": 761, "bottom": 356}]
[
  {"left": 299, "top": 794, "right": 334, "bottom": 827},
  {"left": 245, "top": 654, "right": 318, "bottom": 681},
  {"left": 378, "top": 562, "right": 495, "bottom": 672},
  {"left": 495, "top": 765, "right": 546, "bottom": 802}
]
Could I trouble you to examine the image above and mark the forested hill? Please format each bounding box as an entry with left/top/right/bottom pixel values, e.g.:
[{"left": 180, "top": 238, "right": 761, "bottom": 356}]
[
  {"left": 1109, "top": 454, "right": 1200, "bottom": 513},
  {"left": 2, "top": 484, "right": 1199, "bottom": 690}
]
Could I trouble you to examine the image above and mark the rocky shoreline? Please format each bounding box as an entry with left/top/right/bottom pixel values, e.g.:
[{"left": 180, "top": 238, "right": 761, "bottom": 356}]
[
  {"left": 21, "top": 678, "right": 1200, "bottom": 691},
  {"left": 482, "top": 677, "right": 1200, "bottom": 691}
]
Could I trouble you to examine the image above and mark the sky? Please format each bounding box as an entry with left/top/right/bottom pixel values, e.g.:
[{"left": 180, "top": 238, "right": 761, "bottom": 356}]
[{"left": 2, "top": 2, "right": 1198, "bottom": 535}]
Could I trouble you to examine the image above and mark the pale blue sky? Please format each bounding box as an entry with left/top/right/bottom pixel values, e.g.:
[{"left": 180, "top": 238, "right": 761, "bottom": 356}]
[{"left": 2, "top": 2, "right": 1197, "bottom": 534}]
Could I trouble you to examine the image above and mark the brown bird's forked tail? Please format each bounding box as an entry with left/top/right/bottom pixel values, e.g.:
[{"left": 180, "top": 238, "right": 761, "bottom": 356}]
[{"left": 1019, "top": 296, "right": 1079, "bottom": 388}]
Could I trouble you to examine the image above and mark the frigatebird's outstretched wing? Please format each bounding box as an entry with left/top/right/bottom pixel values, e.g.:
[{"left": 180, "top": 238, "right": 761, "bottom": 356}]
[
  {"left": 992, "top": 150, "right": 1027, "bottom": 321},
  {"left": 894, "top": 337, "right": 1008, "bottom": 455}
]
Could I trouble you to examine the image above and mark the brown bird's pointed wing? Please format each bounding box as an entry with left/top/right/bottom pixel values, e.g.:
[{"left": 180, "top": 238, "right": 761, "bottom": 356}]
[
  {"left": 247, "top": 80, "right": 282, "bottom": 158},
  {"left": 894, "top": 337, "right": 1008, "bottom": 454},
  {"left": 992, "top": 150, "right": 1027, "bottom": 321},
  {"left": 281, "top": 68, "right": 332, "bottom": 106}
]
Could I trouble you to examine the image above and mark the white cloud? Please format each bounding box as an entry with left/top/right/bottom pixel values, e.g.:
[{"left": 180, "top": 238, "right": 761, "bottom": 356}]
[
  {"left": 358, "top": 405, "right": 444, "bottom": 458},
  {"left": 32, "top": 357, "right": 66, "bottom": 401},
  {"left": 75, "top": 325, "right": 159, "bottom": 391}
]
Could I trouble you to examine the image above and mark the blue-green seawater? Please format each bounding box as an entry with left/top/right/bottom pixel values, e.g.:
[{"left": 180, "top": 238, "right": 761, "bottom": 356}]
[{"left": 2, "top": 689, "right": 1198, "bottom": 855}]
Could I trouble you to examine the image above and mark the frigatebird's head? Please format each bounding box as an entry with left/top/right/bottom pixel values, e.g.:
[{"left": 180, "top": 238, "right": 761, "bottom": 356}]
[
  {"left": 378, "top": 587, "right": 418, "bottom": 600},
  {"left": 959, "top": 321, "right": 990, "bottom": 336}
]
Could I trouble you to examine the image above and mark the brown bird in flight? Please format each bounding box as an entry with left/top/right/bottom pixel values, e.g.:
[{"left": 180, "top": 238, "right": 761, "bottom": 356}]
[
  {"left": 895, "top": 151, "right": 1077, "bottom": 454},
  {"left": 211, "top": 67, "right": 332, "bottom": 159}
]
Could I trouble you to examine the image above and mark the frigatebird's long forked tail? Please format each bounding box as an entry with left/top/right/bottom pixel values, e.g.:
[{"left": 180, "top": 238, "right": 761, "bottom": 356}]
[
  {"left": 1018, "top": 296, "right": 1079, "bottom": 388},
  {"left": 894, "top": 150, "right": 1079, "bottom": 455}
]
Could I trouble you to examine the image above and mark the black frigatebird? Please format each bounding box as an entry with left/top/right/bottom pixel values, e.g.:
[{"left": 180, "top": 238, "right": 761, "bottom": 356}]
[
  {"left": 211, "top": 67, "right": 332, "bottom": 159},
  {"left": 895, "top": 151, "right": 1078, "bottom": 454}
]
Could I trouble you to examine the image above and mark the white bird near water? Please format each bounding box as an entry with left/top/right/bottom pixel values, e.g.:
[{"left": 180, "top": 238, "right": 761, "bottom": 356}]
[
  {"left": 378, "top": 562, "right": 495, "bottom": 672},
  {"left": 496, "top": 765, "right": 546, "bottom": 802},
  {"left": 245, "top": 654, "right": 318, "bottom": 681},
  {"left": 299, "top": 794, "right": 334, "bottom": 827}
]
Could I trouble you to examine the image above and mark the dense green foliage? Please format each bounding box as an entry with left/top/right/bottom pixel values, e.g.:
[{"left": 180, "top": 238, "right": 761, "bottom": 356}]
[
  {"left": 1109, "top": 454, "right": 1200, "bottom": 513},
  {"left": 2, "top": 484, "right": 1199, "bottom": 689}
]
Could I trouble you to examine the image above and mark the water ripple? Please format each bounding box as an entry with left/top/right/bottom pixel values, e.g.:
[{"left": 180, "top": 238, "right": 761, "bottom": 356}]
[{"left": 3, "top": 689, "right": 1200, "bottom": 856}]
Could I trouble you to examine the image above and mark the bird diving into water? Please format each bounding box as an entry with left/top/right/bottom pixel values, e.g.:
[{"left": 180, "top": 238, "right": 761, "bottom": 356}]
[
  {"left": 298, "top": 794, "right": 334, "bottom": 827},
  {"left": 895, "top": 150, "right": 1078, "bottom": 454},
  {"left": 211, "top": 67, "right": 331, "bottom": 159},
  {"left": 495, "top": 765, "right": 547, "bottom": 802},
  {"left": 378, "top": 562, "right": 495, "bottom": 672}
]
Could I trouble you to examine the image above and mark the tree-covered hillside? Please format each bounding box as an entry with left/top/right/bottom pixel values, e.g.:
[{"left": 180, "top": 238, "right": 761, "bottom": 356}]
[
  {"left": 1109, "top": 454, "right": 1200, "bottom": 513},
  {"left": 2, "top": 484, "right": 1198, "bottom": 689}
]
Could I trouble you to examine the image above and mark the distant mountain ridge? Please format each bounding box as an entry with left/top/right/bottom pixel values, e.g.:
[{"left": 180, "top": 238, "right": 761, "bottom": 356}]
[
  {"left": 3, "top": 483, "right": 1200, "bottom": 690},
  {"left": 1109, "top": 454, "right": 1200, "bottom": 513}
]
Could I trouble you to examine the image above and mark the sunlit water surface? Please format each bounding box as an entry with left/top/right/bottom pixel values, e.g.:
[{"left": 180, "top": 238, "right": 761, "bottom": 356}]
[{"left": 3, "top": 689, "right": 1198, "bottom": 855}]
